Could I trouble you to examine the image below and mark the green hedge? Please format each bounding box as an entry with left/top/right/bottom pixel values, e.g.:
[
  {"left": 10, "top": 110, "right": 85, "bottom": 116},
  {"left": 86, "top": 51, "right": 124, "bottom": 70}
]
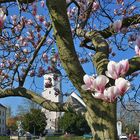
[
  {"left": 0, "top": 136, "right": 10, "bottom": 140},
  {"left": 45, "top": 136, "right": 91, "bottom": 140}
]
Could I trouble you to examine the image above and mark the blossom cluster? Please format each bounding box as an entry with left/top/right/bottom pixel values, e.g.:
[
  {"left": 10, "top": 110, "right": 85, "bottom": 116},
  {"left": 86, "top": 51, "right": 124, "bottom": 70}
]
[
  {"left": 113, "top": 19, "right": 140, "bottom": 57},
  {"left": 66, "top": 0, "right": 99, "bottom": 23},
  {"left": 82, "top": 59, "right": 130, "bottom": 102}
]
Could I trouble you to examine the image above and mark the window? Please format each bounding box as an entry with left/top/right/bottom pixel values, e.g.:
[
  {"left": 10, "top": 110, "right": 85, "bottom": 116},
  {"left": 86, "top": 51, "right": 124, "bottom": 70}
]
[
  {"left": 2, "top": 128, "right": 4, "bottom": 133},
  {"left": 2, "top": 120, "right": 4, "bottom": 124},
  {"left": 49, "top": 91, "right": 51, "bottom": 94}
]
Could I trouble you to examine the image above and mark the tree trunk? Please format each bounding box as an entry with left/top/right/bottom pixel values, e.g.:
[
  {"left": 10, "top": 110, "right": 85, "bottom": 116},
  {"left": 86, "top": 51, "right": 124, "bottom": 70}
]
[{"left": 85, "top": 100, "right": 118, "bottom": 140}]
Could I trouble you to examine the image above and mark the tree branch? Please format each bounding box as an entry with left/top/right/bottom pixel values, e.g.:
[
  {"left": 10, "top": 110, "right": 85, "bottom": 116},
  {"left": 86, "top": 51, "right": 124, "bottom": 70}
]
[
  {"left": 127, "top": 57, "right": 140, "bottom": 76},
  {"left": 46, "top": 0, "right": 94, "bottom": 105},
  {"left": 20, "top": 25, "right": 52, "bottom": 86},
  {"left": 99, "top": 14, "right": 140, "bottom": 39},
  {"left": 79, "top": 0, "right": 94, "bottom": 29},
  {"left": 0, "top": 87, "right": 69, "bottom": 112},
  {"left": 46, "top": 1, "right": 84, "bottom": 91}
]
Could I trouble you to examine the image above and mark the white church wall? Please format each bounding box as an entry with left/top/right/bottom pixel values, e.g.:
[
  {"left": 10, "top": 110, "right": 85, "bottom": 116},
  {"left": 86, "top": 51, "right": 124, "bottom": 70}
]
[{"left": 42, "top": 72, "right": 63, "bottom": 134}]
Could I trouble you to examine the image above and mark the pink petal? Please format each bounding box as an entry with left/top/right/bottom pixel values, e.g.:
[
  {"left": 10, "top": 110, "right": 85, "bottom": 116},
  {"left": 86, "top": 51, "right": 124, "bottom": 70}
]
[
  {"left": 115, "top": 63, "right": 123, "bottom": 76},
  {"left": 119, "top": 59, "right": 129, "bottom": 75},
  {"left": 106, "top": 61, "right": 119, "bottom": 79},
  {"left": 115, "top": 78, "right": 130, "bottom": 95},
  {"left": 113, "top": 20, "right": 122, "bottom": 32},
  {"left": 135, "top": 45, "right": 140, "bottom": 56},
  {"left": 92, "top": 2, "right": 99, "bottom": 11},
  {"left": 116, "top": 0, "right": 124, "bottom": 4},
  {"left": 104, "top": 86, "right": 119, "bottom": 102},
  {"left": 93, "top": 75, "right": 109, "bottom": 93},
  {"left": 92, "top": 92, "right": 105, "bottom": 100},
  {"left": 136, "top": 36, "right": 140, "bottom": 48},
  {"left": 83, "top": 74, "right": 94, "bottom": 86}
]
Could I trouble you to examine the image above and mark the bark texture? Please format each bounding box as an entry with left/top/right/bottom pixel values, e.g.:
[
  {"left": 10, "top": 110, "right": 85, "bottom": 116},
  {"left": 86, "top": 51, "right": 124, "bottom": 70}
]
[{"left": 46, "top": 0, "right": 118, "bottom": 139}]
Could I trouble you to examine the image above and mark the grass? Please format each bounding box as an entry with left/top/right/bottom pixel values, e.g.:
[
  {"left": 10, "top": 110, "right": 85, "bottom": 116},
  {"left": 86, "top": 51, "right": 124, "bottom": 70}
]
[
  {"left": 45, "top": 136, "right": 91, "bottom": 140},
  {"left": 0, "top": 136, "right": 10, "bottom": 140}
]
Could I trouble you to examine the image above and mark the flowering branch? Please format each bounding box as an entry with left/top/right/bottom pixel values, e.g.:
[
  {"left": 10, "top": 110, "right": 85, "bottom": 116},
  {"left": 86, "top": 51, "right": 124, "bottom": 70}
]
[
  {"left": 82, "top": 60, "right": 130, "bottom": 102},
  {"left": 19, "top": 25, "right": 52, "bottom": 86},
  {"left": 99, "top": 14, "right": 140, "bottom": 39},
  {"left": 127, "top": 57, "right": 140, "bottom": 76}
]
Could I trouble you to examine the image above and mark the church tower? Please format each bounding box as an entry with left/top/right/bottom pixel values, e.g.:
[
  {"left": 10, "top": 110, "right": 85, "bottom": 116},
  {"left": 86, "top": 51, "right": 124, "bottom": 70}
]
[{"left": 42, "top": 48, "right": 63, "bottom": 134}]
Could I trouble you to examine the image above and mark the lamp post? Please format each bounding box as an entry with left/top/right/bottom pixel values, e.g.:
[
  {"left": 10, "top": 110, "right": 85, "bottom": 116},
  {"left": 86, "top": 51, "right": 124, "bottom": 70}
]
[
  {"left": 139, "top": 122, "right": 140, "bottom": 138},
  {"left": 33, "top": 124, "right": 35, "bottom": 136}
]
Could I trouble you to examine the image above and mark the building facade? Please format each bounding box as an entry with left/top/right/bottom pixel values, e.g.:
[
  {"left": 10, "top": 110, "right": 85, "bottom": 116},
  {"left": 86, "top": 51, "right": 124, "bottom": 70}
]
[
  {"left": 42, "top": 70, "right": 63, "bottom": 134},
  {"left": 0, "top": 104, "right": 6, "bottom": 135}
]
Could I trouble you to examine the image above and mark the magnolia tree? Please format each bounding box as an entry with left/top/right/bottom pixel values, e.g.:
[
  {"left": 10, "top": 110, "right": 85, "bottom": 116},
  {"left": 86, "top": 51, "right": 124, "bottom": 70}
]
[{"left": 0, "top": 0, "right": 140, "bottom": 139}]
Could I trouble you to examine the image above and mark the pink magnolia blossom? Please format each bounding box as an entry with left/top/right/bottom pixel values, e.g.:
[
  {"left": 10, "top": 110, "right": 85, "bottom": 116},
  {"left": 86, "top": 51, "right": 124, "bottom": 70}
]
[
  {"left": 0, "top": 63, "right": 5, "bottom": 68},
  {"left": 92, "top": 2, "right": 99, "bottom": 11},
  {"left": 23, "top": 48, "right": 29, "bottom": 54},
  {"left": 27, "top": 31, "right": 34, "bottom": 40},
  {"left": 92, "top": 75, "right": 109, "bottom": 93},
  {"left": 116, "top": 0, "right": 124, "bottom": 4},
  {"left": 32, "top": 5, "right": 37, "bottom": 16},
  {"left": 66, "top": 0, "right": 71, "bottom": 3},
  {"left": 135, "top": 45, "right": 140, "bottom": 56},
  {"left": 81, "top": 74, "right": 95, "bottom": 91},
  {"left": 119, "top": 59, "right": 129, "bottom": 75},
  {"left": 106, "top": 61, "right": 122, "bottom": 79},
  {"left": 113, "top": 20, "right": 122, "bottom": 32},
  {"left": 29, "top": 70, "right": 35, "bottom": 77},
  {"left": 41, "top": 0, "right": 45, "bottom": 7},
  {"left": 105, "top": 60, "right": 129, "bottom": 79},
  {"left": 36, "top": 15, "right": 45, "bottom": 22},
  {"left": 11, "top": 15, "right": 17, "bottom": 25},
  {"left": 26, "top": 19, "right": 33, "bottom": 25},
  {"left": 92, "top": 92, "right": 106, "bottom": 100},
  {"left": 46, "top": 38, "right": 53, "bottom": 45},
  {"left": 104, "top": 86, "right": 119, "bottom": 102},
  {"left": 0, "top": 9, "right": 6, "bottom": 29},
  {"left": 135, "top": 36, "right": 140, "bottom": 48},
  {"left": 38, "top": 67, "right": 45, "bottom": 77},
  {"left": 42, "top": 53, "right": 48, "bottom": 63},
  {"left": 82, "top": 74, "right": 109, "bottom": 93},
  {"left": 115, "top": 78, "right": 130, "bottom": 96},
  {"left": 43, "top": 21, "right": 49, "bottom": 27}
]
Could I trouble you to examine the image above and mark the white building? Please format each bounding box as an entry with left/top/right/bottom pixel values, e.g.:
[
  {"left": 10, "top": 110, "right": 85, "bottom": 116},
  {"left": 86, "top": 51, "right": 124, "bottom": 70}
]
[
  {"left": 42, "top": 48, "right": 63, "bottom": 134},
  {"left": 0, "top": 104, "right": 6, "bottom": 135}
]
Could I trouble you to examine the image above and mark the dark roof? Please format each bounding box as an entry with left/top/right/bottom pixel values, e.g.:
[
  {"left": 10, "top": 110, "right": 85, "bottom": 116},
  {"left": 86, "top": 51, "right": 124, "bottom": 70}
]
[
  {"left": 0, "top": 104, "right": 7, "bottom": 109},
  {"left": 66, "top": 93, "right": 86, "bottom": 114}
]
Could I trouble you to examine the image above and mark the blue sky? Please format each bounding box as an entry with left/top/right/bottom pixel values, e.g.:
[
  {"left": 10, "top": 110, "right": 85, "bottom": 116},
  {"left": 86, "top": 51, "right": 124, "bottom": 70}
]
[{"left": 0, "top": 0, "right": 140, "bottom": 116}]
